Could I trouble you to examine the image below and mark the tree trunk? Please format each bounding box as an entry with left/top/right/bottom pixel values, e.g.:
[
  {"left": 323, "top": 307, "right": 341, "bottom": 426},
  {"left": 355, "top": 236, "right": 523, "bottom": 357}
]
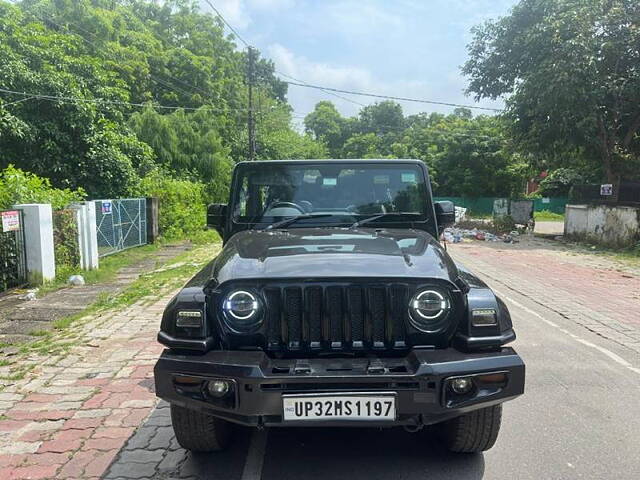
[{"left": 597, "top": 115, "right": 615, "bottom": 183}]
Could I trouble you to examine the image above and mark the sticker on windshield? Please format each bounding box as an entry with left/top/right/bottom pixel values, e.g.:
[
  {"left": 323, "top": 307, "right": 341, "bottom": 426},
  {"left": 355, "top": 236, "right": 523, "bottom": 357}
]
[
  {"left": 323, "top": 178, "right": 337, "bottom": 186},
  {"left": 374, "top": 175, "right": 389, "bottom": 184},
  {"left": 401, "top": 172, "right": 416, "bottom": 183}
]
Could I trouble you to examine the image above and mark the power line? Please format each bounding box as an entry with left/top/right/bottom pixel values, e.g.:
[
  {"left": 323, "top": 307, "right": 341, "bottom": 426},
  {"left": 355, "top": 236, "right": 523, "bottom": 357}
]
[
  {"left": 0, "top": 87, "right": 250, "bottom": 112},
  {"left": 284, "top": 81, "right": 503, "bottom": 112},
  {"left": 202, "top": 0, "right": 251, "bottom": 48},
  {"left": 1, "top": 96, "right": 36, "bottom": 107},
  {"left": 276, "top": 71, "right": 366, "bottom": 108}
]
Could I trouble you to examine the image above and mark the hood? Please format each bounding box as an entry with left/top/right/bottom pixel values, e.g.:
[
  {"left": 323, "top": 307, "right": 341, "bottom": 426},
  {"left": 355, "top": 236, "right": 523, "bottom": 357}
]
[{"left": 211, "top": 228, "right": 459, "bottom": 285}]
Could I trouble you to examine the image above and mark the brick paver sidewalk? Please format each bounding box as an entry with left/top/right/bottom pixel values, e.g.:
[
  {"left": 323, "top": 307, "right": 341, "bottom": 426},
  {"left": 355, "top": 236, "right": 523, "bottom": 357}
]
[
  {"left": 449, "top": 239, "right": 640, "bottom": 354},
  {"left": 0, "top": 294, "right": 170, "bottom": 479}
]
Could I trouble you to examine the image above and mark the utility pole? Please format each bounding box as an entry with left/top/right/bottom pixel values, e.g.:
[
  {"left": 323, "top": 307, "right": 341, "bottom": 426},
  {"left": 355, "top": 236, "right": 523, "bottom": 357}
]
[{"left": 247, "top": 47, "right": 257, "bottom": 161}]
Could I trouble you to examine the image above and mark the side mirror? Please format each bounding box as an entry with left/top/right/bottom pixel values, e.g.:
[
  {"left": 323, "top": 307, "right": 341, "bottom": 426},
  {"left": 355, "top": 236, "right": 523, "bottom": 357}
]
[
  {"left": 434, "top": 201, "right": 455, "bottom": 233},
  {"left": 207, "top": 203, "right": 227, "bottom": 235}
]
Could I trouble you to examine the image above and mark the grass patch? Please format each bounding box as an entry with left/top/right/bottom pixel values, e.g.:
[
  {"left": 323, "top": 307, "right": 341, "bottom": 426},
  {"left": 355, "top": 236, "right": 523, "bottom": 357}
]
[
  {"left": 28, "top": 330, "right": 50, "bottom": 337},
  {"left": 18, "top": 241, "right": 220, "bottom": 356},
  {"left": 0, "top": 359, "right": 12, "bottom": 367},
  {"left": 535, "top": 210, "right": 564, "bottom": 221},
  {"left": 40, "top": 243, "right": 161, "bottom": 297},
  {"left": 95, "top": 245, "right": 219, "bottom": 311}
]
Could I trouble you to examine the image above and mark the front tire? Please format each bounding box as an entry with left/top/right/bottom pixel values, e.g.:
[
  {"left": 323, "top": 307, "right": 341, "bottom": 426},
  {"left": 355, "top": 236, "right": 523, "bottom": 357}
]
[
  {"left": 170, "top": 404, "right": 234, "bottom": 452},
  {"left": 441, "top": 404, "right": 502, "bottom": 453}
]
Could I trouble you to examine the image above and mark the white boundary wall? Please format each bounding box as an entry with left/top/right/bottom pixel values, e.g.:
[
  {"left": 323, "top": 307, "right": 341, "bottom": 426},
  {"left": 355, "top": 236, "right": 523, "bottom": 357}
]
[
  {"left": 14, "top": 203, "right": 56, "bottom": 283},
  {"left": 565, "top": 204, "right": 640, "bottom": 247},
  {"left": 72, "top": 201, "right": 99, "bottom": 270}
]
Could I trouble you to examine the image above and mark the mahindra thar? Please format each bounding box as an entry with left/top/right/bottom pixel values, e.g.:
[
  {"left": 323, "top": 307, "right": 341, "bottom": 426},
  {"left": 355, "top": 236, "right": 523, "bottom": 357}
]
[{"left": 154, "top": 159, "right": 525, "bottom": 453}]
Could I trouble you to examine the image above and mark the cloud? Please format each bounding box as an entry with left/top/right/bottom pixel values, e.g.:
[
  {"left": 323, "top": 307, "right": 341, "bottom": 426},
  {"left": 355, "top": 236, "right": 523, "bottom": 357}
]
[
  {"left": 200, "top": 0, "right": 298, "bottom": 31},
  {"left": 268, "top": 43, "right": 502, "bottom": 123},
  {"left": 200, "top": 0, "right": 251, "bottom": 30},
  {"left": 248, "top": 0, "right": 297, "bottom": 10}
]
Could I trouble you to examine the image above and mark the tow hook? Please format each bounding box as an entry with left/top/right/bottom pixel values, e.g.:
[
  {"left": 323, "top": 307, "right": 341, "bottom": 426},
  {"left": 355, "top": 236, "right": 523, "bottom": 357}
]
[{"left": 404, "top": 424, "right": 424, "bottom": 433}]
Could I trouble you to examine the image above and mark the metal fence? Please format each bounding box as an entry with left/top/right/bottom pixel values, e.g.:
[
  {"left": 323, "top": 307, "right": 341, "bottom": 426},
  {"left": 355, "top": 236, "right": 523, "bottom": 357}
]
[
  {"left": 433, "top": 196, "right": 568, "bottom": 215},
  {"left": 94, "top": 198, "right": 147, "bottom": 257},
  {"left": 0, "top": 209, "right": 27, "bottom": 292}
]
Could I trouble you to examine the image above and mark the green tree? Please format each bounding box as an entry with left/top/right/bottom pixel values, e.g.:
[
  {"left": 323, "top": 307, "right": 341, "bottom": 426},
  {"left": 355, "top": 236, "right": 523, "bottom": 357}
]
[
  {"left": 304, "top": 101, "right": 351, "bottom": 157},
  {"left": 128, "top": 106, "right": 232, "bottom": 191},
  {"left": 358, "top": 101, "right": 405, "bottom": 135},
  {"left": 463, "top": 0, "right": 640, "bottom": 182},
  {"left": 399, "top": 113, "right": 526, "bottom": 197},
  {"left": 0, "top": 2, "right": 152, "bottom": 196},
  {"left": 342, "top": 133, "right": 383, "bottom": 159},
  {"left": 256, "top": 104, "right": 327, "bottom": 160}
]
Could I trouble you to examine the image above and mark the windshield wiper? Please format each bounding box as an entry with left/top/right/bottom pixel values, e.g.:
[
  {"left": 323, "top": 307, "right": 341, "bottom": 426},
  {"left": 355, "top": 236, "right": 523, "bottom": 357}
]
[
  {"left": 349, "top": 212, "right": 421, "bottom": 229},
  {"left": 264, "top": 214, "right": 334, "bottom": 230}
]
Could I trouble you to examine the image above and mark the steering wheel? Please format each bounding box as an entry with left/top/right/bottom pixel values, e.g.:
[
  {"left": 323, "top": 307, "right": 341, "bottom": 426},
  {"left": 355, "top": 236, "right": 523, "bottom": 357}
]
[{"left": 268, "top": 201, "right": 306, "bottom": 213}]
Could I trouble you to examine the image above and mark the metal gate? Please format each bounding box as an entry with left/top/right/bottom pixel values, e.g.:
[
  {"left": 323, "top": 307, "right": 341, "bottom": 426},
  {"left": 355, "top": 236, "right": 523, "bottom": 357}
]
[
  {"left": 94, "top": 199, "right": 147, "bottom": 257},
  {"left": 0, "top": 209, "right": 27, "bottom": 292}
]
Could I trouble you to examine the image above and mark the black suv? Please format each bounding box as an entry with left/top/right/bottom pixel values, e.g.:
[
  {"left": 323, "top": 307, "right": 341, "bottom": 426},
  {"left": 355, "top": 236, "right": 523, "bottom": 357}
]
[{"left": 154, "top": 159, "right": 525, "bottom": 453}]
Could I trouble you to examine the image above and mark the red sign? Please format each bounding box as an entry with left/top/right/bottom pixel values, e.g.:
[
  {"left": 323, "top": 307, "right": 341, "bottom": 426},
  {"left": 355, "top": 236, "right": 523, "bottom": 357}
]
[{"left": 1, "top": 210, "right": 20, "bottom": 232}]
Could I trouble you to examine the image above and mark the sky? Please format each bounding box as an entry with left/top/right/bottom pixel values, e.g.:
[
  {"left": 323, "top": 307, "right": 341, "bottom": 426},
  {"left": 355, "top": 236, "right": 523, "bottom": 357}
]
[{"left": 200, "top": 0, "right": 518, "bottom": 123}]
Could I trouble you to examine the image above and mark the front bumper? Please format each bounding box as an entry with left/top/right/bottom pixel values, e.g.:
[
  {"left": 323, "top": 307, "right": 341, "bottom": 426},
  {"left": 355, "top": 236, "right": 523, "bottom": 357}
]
[{"left": 154, "top": 347, "right": 525, "bottom": 427}]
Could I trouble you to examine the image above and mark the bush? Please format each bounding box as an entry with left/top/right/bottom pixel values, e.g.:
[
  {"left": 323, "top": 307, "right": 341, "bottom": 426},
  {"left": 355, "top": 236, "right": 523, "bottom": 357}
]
[
  {"left": 0, "top": 165, "right": 85, "bottom": 209},
  {"left": 492, "top": 215, "right": 516, "bottom": 233},
  {"left": 53, "top": 209, "right": 80, "bottom": 269},
  {"left": 538, "top": 168, "right": 585, "bottom": 197},
  {"left": 137, "top": 170, "right": 208, "bottom": 239}
]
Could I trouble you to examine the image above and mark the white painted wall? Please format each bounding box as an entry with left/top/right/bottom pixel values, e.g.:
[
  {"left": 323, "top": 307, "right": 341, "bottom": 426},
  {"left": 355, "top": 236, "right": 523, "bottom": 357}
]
[
  {"left": 72, "top": 201, "right": 99, "bottom": 270},
  {"left": 565, "top": 204, "right": 640, "bottom": 247},
  {"left": 14, "top": 203, "right": 56, "bottom": 282}
]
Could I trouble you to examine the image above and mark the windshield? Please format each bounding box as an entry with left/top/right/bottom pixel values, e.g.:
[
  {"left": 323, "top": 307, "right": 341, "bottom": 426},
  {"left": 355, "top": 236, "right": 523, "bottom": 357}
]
[{"left": 231, "top": 162, "right": 430, "bottom": 226}]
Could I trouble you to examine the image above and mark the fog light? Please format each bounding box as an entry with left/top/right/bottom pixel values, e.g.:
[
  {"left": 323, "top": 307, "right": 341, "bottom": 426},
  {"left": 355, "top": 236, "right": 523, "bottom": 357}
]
[
  {"left": 207, "top": 380, "right": 230, "bottom": 397},
  {"left": 450, "top": 377, "right": 474, "bottom": 394}
]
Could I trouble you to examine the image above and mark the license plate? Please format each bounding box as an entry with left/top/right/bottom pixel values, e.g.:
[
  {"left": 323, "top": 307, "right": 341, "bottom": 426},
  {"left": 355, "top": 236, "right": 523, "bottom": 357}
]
[{"left": 282, "top": 394, "right": 396, "bottom": 421}]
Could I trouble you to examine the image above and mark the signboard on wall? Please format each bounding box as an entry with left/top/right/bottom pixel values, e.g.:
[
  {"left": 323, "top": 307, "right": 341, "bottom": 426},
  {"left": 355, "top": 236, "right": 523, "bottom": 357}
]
[
  {"left": 101, "top": 201, "right": 112, "bottom": 214},
  {"left": 1, "top": 210, "right": 20, "bottom": 232},
  {"left": 600, "top": 184, "right": 613, "bottom": 196}
]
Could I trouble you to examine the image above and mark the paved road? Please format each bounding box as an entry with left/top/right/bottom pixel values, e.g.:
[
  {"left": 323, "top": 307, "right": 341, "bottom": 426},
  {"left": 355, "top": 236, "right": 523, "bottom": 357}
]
[{"left": 104, "top": 244, "right": 640, "bottom": 480}]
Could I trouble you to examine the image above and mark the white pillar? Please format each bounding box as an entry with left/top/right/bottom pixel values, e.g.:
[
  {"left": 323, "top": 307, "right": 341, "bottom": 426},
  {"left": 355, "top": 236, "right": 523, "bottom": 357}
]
[
  {"left": 73, "top": 201, "right": 99, "bottom": 270},
  {"left": 14, "top": 203, "right": 56, "bottom": 283}
]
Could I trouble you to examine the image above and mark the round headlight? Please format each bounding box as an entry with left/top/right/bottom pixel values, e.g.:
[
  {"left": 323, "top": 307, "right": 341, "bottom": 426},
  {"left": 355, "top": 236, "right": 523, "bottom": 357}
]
[
  {"left": 409, "top": 289, "right": 450, "bottom": 331},
  {"left": 223, "top": 290, "right": 261, "bottom": 328}
]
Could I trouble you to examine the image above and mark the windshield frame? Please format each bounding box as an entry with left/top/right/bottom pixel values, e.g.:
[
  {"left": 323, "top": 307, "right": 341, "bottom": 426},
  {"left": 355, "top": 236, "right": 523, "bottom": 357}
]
[{"left": 226, "top": 160, "right": 438, "bottom": 237}]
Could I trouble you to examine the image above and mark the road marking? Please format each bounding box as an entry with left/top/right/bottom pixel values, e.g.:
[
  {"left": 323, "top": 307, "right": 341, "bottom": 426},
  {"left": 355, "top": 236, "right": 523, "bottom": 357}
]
[
  {"left": 495, "top": 288, "right": 640, "bottom": 376},
  {"left": 241, "top": 429, "right": 268, "bottom": 480}
]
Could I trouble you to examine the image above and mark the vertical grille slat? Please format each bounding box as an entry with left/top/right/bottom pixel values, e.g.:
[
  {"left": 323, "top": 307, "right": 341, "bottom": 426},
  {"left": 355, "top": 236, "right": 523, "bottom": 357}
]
[
  {"left": 284, "top": 287, "right": 302, "bottom": 350},
  {"left": 305, "top": 287, "right": 322, "bottom": 349},
  {"left": 264, "top": 288, "right": 281, "bottom": 350},
  {"left": 347, "top": 286, "right": 364, "bottom": 349},
  {"left": 326, "top": 287, "right": 343, "bottom": 349},
  {"left": 368, "top": 287, "right": 386, "bottom": 349},
  {"left": 264, "top": 282, "right": 416, "bottom": 353},
  {"left": 389, "top": 284, "right": 408, "bottom": 348}
]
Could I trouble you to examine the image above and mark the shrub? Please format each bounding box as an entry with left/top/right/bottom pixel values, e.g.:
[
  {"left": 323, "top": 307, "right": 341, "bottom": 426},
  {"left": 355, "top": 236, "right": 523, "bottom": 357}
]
[
  {"left": 0, "top": 165, "right": 85, "bottom": 209},
  {"left": 137, "top": 170, "right": 208, "bottom": 239},
  {"left": 492, "top": 215, "right": 516, "bottom": 233},
  {"left": 53, "top": 209, "right": 80, "bottom": 269}
]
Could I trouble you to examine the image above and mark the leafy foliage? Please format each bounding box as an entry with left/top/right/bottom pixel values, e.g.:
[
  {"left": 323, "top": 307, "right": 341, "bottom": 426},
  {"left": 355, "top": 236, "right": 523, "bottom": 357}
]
[
  {"left": 136, "top": 169, "right": 207, "bottom": 239},
  {"left": 0, "top": 165, "right": 85, "bottom": 210},
  {"left": 53, "top": 209, "right": 80, "bottom": 269},
  {"left": 538, "top": 168, "right": 587, "bottom": 197},
  {"left": 463, "top": 0, "right": 640, "bottom": 182},
  {"left": 304, "top": 101, "right": 527, "bottom": 197},
  {"left": 0, "top": 0, "right": 321, "bottom": 202}
]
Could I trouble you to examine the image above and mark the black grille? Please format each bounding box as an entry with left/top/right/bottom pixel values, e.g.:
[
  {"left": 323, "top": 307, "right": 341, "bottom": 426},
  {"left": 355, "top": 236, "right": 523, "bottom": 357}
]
[{"left": 263, "top": 284, "right": 410, "bottom": 353}]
